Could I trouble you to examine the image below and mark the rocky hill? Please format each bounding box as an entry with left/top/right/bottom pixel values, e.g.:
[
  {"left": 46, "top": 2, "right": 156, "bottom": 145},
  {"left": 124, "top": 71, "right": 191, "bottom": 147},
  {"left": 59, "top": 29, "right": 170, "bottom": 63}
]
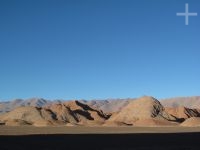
[
  {"left": 0, "top": 100, "right": 110, "bottom": 126},
  {"left": 106, "top": 96, "right": 177, "bottom": 126}
]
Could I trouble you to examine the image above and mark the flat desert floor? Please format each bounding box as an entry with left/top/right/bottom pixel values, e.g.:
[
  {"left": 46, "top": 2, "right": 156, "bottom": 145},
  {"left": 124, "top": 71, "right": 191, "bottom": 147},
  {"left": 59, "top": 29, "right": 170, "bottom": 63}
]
[
  {"left": 1, "top": 126, "right": 200, "bottom": 150},
  {"left": 1, "top": 126, "right": 200, "bottom": 135}
]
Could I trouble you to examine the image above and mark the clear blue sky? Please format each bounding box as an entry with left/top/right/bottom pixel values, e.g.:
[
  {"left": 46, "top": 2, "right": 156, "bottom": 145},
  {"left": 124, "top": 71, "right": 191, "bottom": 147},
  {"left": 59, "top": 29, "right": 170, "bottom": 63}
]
[{"left": 0, "top": 0, "right": 200, "bottom": 101}]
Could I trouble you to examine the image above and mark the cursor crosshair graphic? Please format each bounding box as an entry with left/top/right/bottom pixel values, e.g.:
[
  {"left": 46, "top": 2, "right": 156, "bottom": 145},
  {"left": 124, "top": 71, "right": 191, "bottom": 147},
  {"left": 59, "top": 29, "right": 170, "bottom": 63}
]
[{"left": 176, "top": 3, "right": 198, "bottom": 25}]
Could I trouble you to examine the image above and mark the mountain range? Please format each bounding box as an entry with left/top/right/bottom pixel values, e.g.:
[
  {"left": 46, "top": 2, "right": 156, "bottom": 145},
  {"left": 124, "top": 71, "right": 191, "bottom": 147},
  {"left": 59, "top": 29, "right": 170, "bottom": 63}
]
[
  {"left": 1, "top": 96, "right": 200, "bottom": 127},
  {"left": 1, "top": 96, "right": 200, "bottom": 113}
]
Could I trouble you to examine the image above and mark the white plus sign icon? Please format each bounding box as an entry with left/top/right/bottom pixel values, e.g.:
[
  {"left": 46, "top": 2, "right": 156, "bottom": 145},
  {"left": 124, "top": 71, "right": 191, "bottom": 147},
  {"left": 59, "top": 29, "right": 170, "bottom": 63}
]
[{"left": 176, "top": 3, "right": 198, "bottom": 25}]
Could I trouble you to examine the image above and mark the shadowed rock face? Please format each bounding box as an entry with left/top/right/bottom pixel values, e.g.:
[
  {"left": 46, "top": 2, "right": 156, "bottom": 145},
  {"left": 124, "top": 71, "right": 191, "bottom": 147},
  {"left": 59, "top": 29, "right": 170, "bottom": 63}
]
[
  {"left": 107, "top": 96, "right": 176, "bottom": 125},
  {"left": 46, "top": 103, "right": 78, "bottom": 123},
  {"left": 0, "top": 101, "right": 111, "bottom": 126},
  {"left": 165, "top": 107, "right": 200, "bottom": 122},
  {"left": 63, "top": 101, "right": 110, "bottom": 125}
]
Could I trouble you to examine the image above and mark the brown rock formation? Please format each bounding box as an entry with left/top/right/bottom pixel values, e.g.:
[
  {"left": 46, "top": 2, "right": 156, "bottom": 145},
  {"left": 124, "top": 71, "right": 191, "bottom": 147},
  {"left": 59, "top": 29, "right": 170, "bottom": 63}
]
[
  {"left": 108, "top": 96, "right": 176, "bottom": 125},
  {"left": 165, "top": 107, "right": 200, "bottom": 122},
  {"left": 0, "top": 106, "right": 56, "bottom": 126},
  {"left": 180, "top": 117, "right": 200, "bottom": 127}
]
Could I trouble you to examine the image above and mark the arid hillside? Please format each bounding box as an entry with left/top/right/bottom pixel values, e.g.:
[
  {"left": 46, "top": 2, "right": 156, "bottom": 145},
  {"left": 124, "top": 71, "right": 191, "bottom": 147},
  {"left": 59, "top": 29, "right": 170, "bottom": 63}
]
[
  {"left": 0, "top": 100, "right": 110, "bottom": 126},
  {"left": 1, "top": 96, "right": 200, "bottom": 127}
]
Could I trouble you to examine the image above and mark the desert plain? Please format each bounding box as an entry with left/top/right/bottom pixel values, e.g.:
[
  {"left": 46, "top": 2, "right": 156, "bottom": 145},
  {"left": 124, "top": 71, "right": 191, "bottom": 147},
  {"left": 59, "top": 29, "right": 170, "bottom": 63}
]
[{"left": 1, "top": 126, "right": 200, "bottom": 135}]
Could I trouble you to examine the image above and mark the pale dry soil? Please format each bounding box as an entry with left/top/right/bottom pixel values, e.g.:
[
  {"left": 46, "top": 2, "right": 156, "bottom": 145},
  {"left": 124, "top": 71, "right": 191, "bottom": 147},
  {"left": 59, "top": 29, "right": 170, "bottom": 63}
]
[{"left": 1, "top": 126, "right": 200, "bottom": 135}]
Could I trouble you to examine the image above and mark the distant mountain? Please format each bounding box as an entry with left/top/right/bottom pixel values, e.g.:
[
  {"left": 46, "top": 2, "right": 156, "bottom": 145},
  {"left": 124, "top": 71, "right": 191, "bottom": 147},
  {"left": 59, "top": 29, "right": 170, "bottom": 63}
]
[
  {"left": 160, "top": 96, "right": 200, "bottom": 108},
  {"left": 80, "top": 98, "right": 134, "bottom": 113},
  {"left": 1, "top": 96, "right": 200, "bottom": 114},
  {"left": 0, "top": 98, "right": 50, "bottom": 113}
]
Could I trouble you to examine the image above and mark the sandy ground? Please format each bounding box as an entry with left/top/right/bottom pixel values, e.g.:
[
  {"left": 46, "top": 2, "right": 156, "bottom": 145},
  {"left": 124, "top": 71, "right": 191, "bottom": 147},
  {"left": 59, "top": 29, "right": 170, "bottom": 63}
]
[{"left": 1, "top": 126, "right": 200, "bottom": 135}]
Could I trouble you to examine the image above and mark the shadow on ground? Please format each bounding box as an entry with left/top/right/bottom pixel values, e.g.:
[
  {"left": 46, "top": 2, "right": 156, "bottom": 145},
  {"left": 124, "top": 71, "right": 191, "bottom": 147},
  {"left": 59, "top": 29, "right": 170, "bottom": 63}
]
[{"left": 0, "top": 132, "right": 200, "bottom": 150}]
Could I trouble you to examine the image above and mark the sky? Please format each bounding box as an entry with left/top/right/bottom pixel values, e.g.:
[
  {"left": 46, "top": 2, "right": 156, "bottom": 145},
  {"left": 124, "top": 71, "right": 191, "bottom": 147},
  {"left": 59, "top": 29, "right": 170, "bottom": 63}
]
[{"left": 0, "top": 0, "right": 200, "bottom": 101}]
